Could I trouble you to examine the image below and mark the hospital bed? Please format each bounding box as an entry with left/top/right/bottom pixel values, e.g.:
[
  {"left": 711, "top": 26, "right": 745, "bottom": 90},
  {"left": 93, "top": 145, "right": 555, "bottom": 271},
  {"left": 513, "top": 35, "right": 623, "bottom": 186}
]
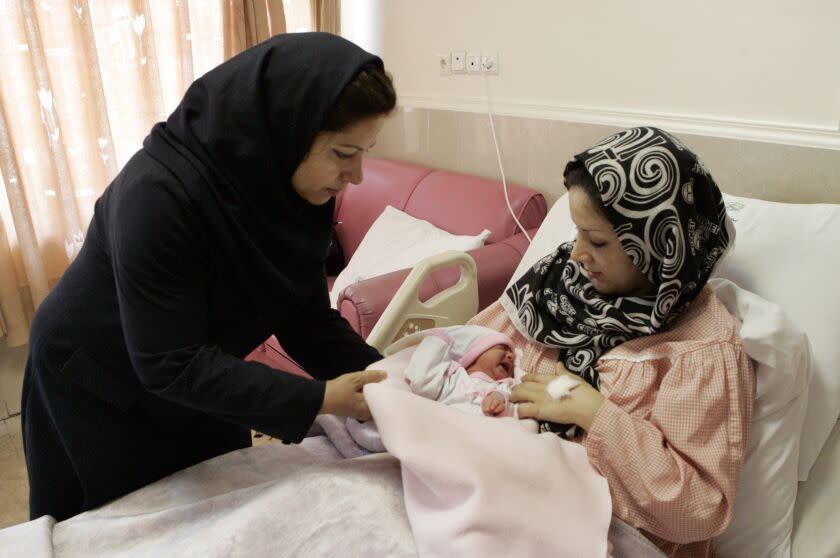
[
  {"left": 366, "top": 192, "right": 840, "bottom": 558},
  {"left": 2, "top": 191, "right": 838, "bottom": 558}
]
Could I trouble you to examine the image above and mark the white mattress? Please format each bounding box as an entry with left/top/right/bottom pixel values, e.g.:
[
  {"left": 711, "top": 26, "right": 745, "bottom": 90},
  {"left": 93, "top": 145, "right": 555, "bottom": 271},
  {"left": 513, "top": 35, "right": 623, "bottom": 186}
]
[{"left": 792, "top": 420, "right": 840, "bottom": 557}]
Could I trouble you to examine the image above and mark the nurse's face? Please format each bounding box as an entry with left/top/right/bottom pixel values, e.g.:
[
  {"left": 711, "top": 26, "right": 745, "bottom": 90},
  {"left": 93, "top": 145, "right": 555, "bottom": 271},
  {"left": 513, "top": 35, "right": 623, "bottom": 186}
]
[{"left": 291, "top": 115, "right": 386, "bottom": 205}]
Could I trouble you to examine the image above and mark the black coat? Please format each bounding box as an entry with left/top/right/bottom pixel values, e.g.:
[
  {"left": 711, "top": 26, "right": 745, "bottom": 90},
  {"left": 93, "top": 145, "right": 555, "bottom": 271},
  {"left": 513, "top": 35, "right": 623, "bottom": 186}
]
[{"left": 21, "top": 33, "right": 382, "bottom": 522}]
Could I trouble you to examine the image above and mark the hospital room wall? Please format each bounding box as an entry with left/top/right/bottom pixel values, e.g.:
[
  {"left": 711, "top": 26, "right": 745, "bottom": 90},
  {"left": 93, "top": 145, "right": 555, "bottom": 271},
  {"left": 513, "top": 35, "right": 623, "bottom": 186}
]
[
  {"left": 343, "top": 0, "right": 840, "bottom": 206},
  {"left": 1, "top": 2, "right": 837, "bottom": 415}
]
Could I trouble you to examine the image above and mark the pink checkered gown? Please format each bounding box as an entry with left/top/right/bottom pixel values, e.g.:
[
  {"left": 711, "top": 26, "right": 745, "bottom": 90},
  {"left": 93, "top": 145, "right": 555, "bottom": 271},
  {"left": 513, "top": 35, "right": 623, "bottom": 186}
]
[{"left": 469, "top": 286, "right": 755, "bottom": 558}]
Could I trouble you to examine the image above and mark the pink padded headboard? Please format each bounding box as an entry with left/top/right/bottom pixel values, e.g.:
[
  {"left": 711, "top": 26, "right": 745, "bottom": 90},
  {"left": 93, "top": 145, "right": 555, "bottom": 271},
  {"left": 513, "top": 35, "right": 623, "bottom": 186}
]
[{"left": 335, "top": 158, "right": 547, "bottom": 260}]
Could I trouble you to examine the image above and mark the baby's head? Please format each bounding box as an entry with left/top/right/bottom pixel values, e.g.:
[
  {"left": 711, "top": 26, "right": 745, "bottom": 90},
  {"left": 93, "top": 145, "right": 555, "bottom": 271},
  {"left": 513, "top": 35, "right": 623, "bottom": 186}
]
[
  {"left": 449, "top": 326, "right": 516, "bottom": 381},
  {"left": 465, "top": 344, "right": 515, "bottom": 380}
]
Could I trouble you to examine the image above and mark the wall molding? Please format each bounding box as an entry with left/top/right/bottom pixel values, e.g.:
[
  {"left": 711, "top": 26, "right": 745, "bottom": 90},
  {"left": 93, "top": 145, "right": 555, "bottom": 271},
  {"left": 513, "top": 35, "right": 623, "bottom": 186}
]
[{"left": 399, "top": 95, "right": 840, "bottom": 151}]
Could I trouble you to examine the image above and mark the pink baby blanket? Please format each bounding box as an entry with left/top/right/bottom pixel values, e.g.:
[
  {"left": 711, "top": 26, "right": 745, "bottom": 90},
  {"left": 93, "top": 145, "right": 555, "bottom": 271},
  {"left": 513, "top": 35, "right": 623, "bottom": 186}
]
[{"left": 364, "top": 358, "right": 612, "bottom": 558}]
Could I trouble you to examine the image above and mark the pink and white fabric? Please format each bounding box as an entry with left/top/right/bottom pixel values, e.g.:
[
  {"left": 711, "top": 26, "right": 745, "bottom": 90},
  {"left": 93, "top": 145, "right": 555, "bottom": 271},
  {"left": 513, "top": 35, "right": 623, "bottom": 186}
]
[
  {"left": 403, "top": 326, "right": 520, "bottom": 416},
  {"left": 364, "top": 379, "right": 613, "bottom": 558}
]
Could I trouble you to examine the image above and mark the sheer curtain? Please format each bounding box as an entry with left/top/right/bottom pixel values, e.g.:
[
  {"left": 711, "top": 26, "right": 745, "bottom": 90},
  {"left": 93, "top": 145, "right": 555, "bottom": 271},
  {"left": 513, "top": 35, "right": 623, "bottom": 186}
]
[
  {"left": 0, "top": 0, "right": 333, "bottom": 347},
  {"left": 310, "top": 0, "right": 340, "bottom": 34}
]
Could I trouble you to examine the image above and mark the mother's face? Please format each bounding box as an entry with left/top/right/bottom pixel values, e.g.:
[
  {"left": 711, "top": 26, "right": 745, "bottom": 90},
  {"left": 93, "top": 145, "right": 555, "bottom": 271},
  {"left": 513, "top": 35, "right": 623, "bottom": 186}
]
[
  {"left": 567, "top": 188, "right": 655, "bottom": 297},
  {"left": 291, "top": 115, "right": 386, "bottom": 205}
]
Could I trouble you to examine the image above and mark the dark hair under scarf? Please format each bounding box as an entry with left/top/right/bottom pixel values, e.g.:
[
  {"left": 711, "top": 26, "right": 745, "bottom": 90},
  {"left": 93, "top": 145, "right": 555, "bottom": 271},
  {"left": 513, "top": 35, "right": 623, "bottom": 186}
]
[
  {"left": 501, "top": 127, "right": 735, "bottom": 437},
  {"left": 142, "top": 33, "right": 384, "bottom": 319}
]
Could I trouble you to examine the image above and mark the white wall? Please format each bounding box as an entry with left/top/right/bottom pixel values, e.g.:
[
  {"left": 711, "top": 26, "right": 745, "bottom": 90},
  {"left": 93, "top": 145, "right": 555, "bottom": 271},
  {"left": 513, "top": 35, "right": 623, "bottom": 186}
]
[
  {"left": 341, "top": 0, "right": 384, "bottom": 56},
  {"left": 349, "top": 0, "right": 840, "bottom": 149}
]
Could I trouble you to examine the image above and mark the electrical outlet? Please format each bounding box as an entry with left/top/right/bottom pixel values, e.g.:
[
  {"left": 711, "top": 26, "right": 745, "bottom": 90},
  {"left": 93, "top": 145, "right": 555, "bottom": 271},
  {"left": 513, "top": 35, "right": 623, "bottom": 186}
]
[
  {"left": 451, "top": 51, "right": 466, "bottom": 73},
  {"left": 437, "top": 53, "right": 451, "bottom": 75},
  {"left": 481, "top": 53, "right": 499, "bottom": 75},
  {"left": 466, "top": 53, "right": 481, "bottom": 74}
]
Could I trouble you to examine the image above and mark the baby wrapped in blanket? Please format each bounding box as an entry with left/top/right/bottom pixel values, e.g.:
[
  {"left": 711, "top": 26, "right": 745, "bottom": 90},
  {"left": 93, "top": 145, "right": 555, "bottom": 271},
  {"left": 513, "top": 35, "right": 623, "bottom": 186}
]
[
  {"left": 320, "top": 325, "right": 530, "bottom": 455},
  {"left": 400, "top": 325, "right": 523, "bottom": 417}
]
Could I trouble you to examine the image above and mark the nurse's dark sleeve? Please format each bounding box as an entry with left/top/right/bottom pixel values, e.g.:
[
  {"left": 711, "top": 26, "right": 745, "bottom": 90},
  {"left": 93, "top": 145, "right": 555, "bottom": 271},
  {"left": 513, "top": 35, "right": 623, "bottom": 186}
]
[
  {"left": 109, "top": 181, "right": 322, "bottom": 443},
  {"left": 275, "top": 275, "right": 383, "bottom": 381}
]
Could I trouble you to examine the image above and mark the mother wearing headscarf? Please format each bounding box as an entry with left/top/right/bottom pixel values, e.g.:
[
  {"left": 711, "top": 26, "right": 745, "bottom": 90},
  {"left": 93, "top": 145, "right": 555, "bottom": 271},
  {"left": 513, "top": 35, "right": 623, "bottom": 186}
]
[
  {"left": 21, "top": 32, "right": 395, "bottom": 522},
  {"left": 473, "top": 127, "right": 755, "bottom": 557}
]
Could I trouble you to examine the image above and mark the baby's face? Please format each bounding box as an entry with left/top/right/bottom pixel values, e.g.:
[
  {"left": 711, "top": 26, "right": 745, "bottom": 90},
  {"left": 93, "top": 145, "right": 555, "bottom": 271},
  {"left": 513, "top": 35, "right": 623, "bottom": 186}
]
[{"left": 467, "top": 345, "right": 514, "bottom": 380}]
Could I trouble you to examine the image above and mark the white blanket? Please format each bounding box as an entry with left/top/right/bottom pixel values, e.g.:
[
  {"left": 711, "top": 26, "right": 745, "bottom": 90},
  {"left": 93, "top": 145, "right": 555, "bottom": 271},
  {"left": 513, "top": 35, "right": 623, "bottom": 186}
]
[
  {"left": 3, "top": 437, "right": 417, "bottom": 558},
  {"left": 0, "top": 434, "right": 667, "bottom": 557}
]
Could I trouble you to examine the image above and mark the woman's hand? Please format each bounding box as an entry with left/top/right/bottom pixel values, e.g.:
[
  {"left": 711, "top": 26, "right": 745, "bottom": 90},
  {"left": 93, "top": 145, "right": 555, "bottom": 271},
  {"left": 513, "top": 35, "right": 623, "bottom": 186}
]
[
  {"left": 319, "top": 370, "right": 387, "bottom": 420},
  {"left": 510, "top": 366, "right": 605, "bottom": 431}
]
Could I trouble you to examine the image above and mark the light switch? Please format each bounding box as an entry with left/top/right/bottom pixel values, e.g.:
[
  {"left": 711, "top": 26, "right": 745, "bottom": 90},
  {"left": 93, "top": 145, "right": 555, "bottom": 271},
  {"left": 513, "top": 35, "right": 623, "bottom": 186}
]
[
  {"left": 467, "top": 53, "right": 481, "bottom": 74},
  {"left": 451, "top": 51, "right": 466, "bottom": 73}
]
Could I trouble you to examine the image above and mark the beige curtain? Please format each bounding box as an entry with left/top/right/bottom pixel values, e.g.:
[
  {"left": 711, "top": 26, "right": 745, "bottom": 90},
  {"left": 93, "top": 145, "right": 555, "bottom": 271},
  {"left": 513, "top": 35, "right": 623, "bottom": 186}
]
[
  {"left": 222, "top": 0, "right": 286, "bottom": 60},
  {"left": 0, "top": 0, "right": 297, "bottom": 346},
  {"left": 310, "top": 0, "right": 340, "bottom": 34}
]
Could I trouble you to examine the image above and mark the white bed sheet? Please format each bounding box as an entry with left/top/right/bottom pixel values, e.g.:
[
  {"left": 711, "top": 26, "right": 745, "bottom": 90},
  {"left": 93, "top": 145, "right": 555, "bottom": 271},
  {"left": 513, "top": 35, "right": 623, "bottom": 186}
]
[
  {"left": 792, "top": 419, "right": 840, "bottom": 558},
  {"left": 2, "top": 437, "right": 418, "bottom": 558}
]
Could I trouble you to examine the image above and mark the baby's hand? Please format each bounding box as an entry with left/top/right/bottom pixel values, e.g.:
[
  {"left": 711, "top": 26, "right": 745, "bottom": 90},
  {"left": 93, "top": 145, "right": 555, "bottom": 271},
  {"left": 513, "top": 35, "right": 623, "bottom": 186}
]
[{"left": 481, "top": 392, "right": 507, "bottom": 416}]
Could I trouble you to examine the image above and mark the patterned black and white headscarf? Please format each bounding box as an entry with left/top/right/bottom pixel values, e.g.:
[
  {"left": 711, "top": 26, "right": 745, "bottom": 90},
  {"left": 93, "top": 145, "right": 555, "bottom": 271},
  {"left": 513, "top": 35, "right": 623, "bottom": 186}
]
[{"left": 501, "top": 127, "right": 735, "bottom": 437}]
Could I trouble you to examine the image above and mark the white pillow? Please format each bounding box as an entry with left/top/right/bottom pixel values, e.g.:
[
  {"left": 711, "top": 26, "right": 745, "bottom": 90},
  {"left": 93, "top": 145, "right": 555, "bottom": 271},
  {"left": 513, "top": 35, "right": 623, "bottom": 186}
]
[
  {"left": 507, "top": 194, "right": 576, "bottom": 290},
  {"left": 330, "top": 206, "right": 491, "bottom": 308},
  {"left": 710, "top": 278, "right": 811, "bottom": 558},
  {"left": 716, "top": 194, "right": 840, "bottom": 480}
]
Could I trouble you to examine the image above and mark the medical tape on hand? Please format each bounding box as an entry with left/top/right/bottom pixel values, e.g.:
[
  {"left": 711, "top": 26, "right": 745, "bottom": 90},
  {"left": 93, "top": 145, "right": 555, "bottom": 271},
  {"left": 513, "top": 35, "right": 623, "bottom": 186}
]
[{"left": 547, "top": 375, "right": 581, "bottom": 401}]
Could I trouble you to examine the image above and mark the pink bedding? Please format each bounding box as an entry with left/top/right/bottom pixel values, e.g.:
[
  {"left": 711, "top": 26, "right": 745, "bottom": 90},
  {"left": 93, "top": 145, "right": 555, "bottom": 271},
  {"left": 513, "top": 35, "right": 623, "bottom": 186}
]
[{"left": 365, "top": 366, "right": 613, "bottom": 557}]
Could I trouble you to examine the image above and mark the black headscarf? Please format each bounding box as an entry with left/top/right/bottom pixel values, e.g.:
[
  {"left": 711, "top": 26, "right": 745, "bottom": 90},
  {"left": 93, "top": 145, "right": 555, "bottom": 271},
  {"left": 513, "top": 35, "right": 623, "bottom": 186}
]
[
  {"left": 142, "top": 32, "right": 382, "bottom": 317},
  {"left": 501, "top": 127, "right": 735, "bottom": 437}
]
